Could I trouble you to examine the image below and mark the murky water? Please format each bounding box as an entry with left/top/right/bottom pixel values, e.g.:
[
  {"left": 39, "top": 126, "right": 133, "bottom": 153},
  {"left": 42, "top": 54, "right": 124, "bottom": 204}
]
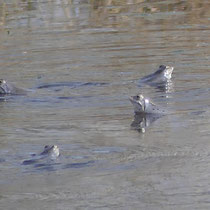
[{"left": 1, "top": 0, "right": 210, "bottom": 209}]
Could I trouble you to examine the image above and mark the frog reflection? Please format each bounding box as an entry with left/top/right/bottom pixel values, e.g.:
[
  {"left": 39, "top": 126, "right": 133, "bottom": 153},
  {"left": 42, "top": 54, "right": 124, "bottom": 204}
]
[{"left": 131, "top": 113, "right": 162, "bottom": 133}]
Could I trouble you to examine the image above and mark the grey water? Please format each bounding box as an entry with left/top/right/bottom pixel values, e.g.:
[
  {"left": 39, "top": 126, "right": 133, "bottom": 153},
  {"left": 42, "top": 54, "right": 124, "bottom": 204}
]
[{"left": 1, "top": 0, "right": 210, "bottom": 209}]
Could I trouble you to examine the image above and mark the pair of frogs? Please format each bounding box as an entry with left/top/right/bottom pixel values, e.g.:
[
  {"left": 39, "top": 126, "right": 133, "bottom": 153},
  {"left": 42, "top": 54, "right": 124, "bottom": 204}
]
[
  {"left": 0, "top": 65, "right": 174, "bottom": 161},
  {"left": 130, "top": 64, "right": 174, "bottom": 114}
]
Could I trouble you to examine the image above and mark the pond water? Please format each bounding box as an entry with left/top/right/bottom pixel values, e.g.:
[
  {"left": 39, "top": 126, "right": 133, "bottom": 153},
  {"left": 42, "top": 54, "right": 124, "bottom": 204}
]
[{"left": 1, "top": 0, "right": 210, "bottom": 209}]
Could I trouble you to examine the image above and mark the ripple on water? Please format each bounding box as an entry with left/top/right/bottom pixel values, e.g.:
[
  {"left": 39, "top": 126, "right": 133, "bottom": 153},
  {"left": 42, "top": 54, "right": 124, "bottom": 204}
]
[{"left": 1, "top": 0, "right": 210, "bottom": 209}]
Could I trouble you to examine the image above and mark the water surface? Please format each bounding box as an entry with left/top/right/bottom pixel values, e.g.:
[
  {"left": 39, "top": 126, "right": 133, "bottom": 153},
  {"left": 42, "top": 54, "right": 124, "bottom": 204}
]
[{"left": 1, "top": 0, "right": 210, "bottom": 209}]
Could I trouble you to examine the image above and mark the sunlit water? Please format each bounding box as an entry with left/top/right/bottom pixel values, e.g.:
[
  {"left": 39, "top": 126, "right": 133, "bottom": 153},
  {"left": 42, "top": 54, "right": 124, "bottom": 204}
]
[{"left": 1, "top": 0, "right": 210, "bottom": 209}]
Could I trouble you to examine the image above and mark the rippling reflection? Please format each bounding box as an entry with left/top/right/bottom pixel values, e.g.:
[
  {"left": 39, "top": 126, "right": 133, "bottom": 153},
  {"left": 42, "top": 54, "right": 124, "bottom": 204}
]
[
  {"left": 131, "top": 113, "right": 162, "bottom": 133},
  {"left": 147, "top": 80, "right": 174, "bottom": 93},
  {"left": 138, "top": 77, "right": 174, "bottom": 94}
]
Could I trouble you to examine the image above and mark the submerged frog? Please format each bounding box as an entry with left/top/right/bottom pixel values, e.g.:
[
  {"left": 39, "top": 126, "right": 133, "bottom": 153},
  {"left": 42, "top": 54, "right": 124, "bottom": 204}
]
[
  {"left": 22, "top": 145, "right": 60, "bottom": 165},
  {"left": 139, "top": 65, "right": 174, "bottom": 85},
  {"left": 0, "top": 79, "right": 27, "bottom": 95},
  {"left": 129, "top": 94, "right": 166, "bottom": 115}
]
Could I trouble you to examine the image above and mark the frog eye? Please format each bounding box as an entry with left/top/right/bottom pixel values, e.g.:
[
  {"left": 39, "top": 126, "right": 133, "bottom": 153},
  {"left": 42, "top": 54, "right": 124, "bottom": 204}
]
[
  {"left": 0, "top": 79, "right": 6, "bottom": 85},
  {"left": 159, "top": 65, "right": 166, "bottom": 69}
]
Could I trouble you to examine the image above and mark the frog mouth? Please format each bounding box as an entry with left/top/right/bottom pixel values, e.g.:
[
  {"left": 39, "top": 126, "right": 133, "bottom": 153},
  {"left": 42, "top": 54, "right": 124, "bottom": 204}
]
[
  {"left": 129, "top": 96, "right": 146, "bottom": 112},
  {"left": 129, "top": 96, "right": 141, "bottom": 105}
]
